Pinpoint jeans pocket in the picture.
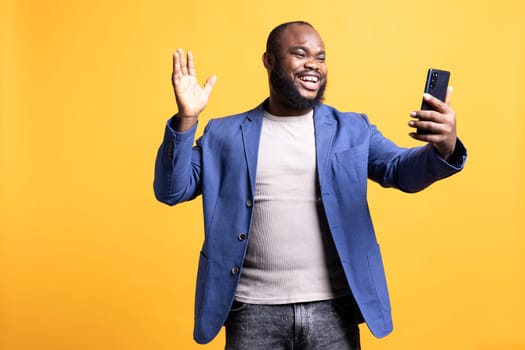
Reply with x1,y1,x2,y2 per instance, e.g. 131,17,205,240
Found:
229,300,248,313
225,301,250,328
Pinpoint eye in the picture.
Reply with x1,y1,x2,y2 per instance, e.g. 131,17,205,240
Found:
317,55,326,62
294,52,306,59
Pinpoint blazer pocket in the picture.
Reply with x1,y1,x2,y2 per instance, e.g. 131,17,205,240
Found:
334,142,369,160
333,143,369,196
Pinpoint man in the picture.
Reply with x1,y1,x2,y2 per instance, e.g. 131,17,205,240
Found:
154,21,466,349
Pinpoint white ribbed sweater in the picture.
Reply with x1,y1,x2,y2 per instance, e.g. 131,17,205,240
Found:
235,110,349,304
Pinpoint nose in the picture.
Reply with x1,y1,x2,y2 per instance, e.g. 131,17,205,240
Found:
304,58,320,71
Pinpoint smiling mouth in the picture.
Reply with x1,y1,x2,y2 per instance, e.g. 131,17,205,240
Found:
299,75,320,83
297,74,321,91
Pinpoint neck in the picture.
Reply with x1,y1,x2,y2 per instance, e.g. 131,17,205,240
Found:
266,94,314,116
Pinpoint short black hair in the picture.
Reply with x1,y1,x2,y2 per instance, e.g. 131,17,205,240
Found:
266,21,314,56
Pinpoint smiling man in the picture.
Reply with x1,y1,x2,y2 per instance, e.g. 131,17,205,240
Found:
154,21,467,350
265,22,327,114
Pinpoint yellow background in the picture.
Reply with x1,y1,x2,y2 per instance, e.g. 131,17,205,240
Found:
1,0,524,349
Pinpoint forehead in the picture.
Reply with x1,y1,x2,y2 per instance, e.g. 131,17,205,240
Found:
279,24,325,52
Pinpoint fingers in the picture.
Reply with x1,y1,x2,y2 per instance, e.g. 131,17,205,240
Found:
409,93,456,135
172,48,196,81
409,114,435,133
172,50,181,85
408,115,453,140
187,50,196,77
203,75,217,96
409,106,456,143
409,109,452,133
170,48,217,120
410,109,439,123
408,117,443,135
408,124,457,160
422,93,449,113
180,49,189,75
411,91,455,120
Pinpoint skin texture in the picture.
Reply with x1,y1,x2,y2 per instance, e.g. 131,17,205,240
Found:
262,23,327,116
170,49,216,132
170,23,457,160
409,88,457,160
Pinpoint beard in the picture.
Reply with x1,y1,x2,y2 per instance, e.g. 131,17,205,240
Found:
269,58,327,110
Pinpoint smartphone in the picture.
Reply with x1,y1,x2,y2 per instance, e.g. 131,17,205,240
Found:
418,68,450,134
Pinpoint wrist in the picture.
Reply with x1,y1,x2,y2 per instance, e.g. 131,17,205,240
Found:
434,139,457,162
171,114,198,132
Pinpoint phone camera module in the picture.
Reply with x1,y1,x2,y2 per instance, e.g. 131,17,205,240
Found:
430,72,438,88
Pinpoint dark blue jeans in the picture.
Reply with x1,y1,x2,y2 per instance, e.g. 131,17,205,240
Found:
224,295,362,350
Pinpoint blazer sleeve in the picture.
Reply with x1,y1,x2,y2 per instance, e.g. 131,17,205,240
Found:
366,116,467,193
153,117,207,205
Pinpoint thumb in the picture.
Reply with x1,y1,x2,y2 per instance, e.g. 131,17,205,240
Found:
203,75,217,96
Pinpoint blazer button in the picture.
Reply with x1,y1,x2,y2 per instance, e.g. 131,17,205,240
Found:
246,200,252,208
237,233,247,241
231,266,240,275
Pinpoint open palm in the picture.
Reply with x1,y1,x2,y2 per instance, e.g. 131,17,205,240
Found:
171,48,216,125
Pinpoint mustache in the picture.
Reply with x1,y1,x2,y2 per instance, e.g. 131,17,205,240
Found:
269,60,327,110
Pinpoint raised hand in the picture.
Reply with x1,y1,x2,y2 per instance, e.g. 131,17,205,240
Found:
408,86,457,160
171,48,216,132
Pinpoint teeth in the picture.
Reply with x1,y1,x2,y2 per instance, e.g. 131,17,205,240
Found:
300,76,319,83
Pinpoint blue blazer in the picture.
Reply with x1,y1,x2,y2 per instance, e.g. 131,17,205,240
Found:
154,101,466,344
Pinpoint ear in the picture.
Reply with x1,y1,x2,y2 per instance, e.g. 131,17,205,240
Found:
262,52,274,70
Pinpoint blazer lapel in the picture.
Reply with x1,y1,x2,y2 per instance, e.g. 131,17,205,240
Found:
240,102,334,194
313,104,335,188
241,104,265,197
